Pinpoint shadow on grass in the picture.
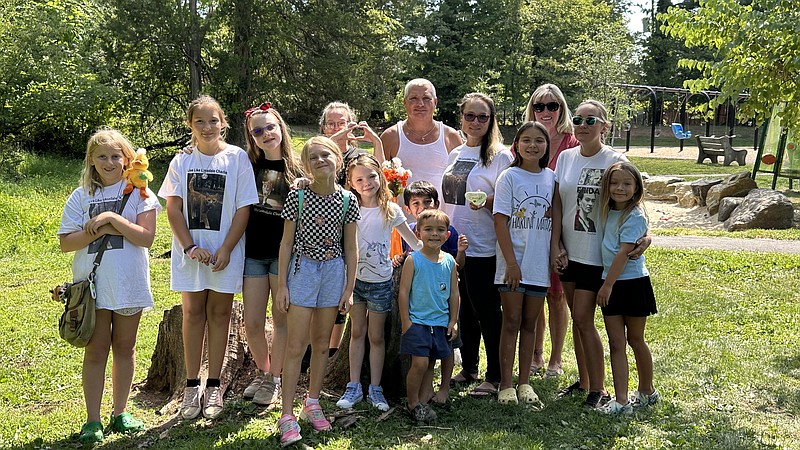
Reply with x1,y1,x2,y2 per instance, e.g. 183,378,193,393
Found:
769,352,800,417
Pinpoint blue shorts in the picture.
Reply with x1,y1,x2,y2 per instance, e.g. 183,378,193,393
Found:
353,279,394,313
244,257,279,277
400,323,453,360
287,255,344,308
558,260,604,293
496,284,548,297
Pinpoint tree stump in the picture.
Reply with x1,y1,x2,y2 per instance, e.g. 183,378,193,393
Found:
325,267,410,399
142,301,263,414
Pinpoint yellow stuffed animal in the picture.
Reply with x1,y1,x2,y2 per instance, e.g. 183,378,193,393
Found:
123,148,153,198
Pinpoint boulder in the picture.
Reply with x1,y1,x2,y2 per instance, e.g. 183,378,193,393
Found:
644,176,685,201
690,178,723,206
724,189,794,231
706,172,757,215
673,182,697,208
717,197,744,221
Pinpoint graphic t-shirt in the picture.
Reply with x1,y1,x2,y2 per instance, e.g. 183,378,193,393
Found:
357,202,406,283
158,145,259,293
554,145,628,266
58,180,162,310
493,167,555,287
246,157,291,259
601,207,650,280
441,145,513,257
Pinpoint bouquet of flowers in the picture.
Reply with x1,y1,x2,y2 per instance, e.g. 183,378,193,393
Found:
382,157,412,198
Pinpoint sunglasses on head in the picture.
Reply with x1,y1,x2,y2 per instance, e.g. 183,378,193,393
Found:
533,102,560,113
250,123,278,136
463,113,490,123
572,116,602,126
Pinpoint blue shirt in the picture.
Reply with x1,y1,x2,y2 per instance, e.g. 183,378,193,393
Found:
409,252,455,327
601,207,649,280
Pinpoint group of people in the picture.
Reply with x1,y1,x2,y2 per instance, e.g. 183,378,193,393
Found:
58,78,659,447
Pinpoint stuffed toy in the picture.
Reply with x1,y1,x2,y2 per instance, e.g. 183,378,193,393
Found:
123,148,153,198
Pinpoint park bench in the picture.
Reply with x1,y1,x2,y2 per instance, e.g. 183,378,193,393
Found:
696,135,747,166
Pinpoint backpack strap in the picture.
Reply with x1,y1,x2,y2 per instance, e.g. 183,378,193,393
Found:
342,190,350,220
297,188,305,223
89,191,132,279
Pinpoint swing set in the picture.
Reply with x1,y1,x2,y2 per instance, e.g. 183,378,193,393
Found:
753,104,800,189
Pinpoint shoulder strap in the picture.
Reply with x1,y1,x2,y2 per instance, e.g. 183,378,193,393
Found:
342,190,350,219
89,191,132,277
297,188,305,223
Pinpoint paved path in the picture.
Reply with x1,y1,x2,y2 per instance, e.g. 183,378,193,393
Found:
653,235,800,254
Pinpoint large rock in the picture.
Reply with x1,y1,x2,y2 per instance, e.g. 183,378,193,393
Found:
673,182,697,208
724,189,794,231
706,172,757,215
717,197,744,221
690,178,723,206
644,176,685,201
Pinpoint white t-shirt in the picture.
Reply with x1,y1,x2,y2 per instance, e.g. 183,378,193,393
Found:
58,180,162,310
441,144,513,257
493,167,555,287
357,202,406,283
554,145,628,266
158,145,259,294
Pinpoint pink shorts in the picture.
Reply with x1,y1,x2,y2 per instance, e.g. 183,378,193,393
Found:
547,271,563,296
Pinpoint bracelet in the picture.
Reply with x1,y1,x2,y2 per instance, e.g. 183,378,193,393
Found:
187,246,198,259
184,244,197,255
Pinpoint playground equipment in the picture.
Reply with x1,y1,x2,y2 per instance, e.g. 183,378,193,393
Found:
753,104,800,189
671,123,692,139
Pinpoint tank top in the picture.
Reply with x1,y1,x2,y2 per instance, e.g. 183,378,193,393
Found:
396,120,451,203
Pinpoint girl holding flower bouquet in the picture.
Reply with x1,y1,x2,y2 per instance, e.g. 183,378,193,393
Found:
336,153,421,411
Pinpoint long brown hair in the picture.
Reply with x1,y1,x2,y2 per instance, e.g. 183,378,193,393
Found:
243,104,303,183
510,121,550,169
458,92,504,167
185,95,229,146
599,161,647,227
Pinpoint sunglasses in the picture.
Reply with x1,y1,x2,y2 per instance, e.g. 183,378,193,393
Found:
533,102,560,113
250,123,278,136
463,113,490,123
572,116,602,126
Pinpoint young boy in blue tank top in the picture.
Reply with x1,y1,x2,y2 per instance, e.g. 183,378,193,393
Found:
397,209,459,423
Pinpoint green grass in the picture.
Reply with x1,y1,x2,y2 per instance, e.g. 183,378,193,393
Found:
3,151,800,449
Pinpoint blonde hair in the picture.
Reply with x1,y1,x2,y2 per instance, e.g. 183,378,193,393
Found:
523,84,574,136
346,153,396,225
81,128,136,195
243,106,303,183
186,95,229,146
575,99,610,144
319,102,357,134
300,136,343,178
599,161,647,227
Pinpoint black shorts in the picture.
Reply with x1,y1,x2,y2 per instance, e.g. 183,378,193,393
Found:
334,312,347,325
600,276,657,317
559,260,604,293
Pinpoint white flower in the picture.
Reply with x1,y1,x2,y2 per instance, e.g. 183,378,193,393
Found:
391,157,403,168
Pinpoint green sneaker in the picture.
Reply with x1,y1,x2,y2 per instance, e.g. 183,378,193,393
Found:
109,412,144,434
78,421,104,445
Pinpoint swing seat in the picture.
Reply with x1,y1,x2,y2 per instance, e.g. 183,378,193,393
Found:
671,123,692,140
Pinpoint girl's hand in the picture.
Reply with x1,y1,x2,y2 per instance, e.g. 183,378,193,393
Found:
178,145,194,155
504,263,522,290
83,211,118,236
338,292,353,314
550,251,567,274
211,247,231,272
457,234,469,252
597,284,612,307
188,246,213,266
291,177,312,189
276,287,290,313
391,253,406,268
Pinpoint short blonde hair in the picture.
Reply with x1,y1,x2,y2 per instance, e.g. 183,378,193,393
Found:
81,128,136,195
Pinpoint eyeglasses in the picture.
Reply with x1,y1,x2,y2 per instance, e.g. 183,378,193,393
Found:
250,123,278,136
324,121,347,129
463,113,490,123
533,102,560,113
572,116,602,126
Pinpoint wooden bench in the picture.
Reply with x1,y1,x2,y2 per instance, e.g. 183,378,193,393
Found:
696,135,747,166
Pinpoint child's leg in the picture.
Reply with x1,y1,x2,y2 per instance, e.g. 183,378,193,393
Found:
406,356,430,409
83,310,113,423
329,322,345,353
603,315,628,404
307,307,339,398
347,303,368,383
268,274,287,377
205,291,235,379
547,291,568,371
499,291,523,390
243,276,270,372
421,359,436,401
367,311,388,386
281,305,313,416
433,355,454,403
624,316,654,394
532,306,546,369
562,282,589,389
110,311,142,416
518,295,545,382
181,291,209,378
572,289,604,392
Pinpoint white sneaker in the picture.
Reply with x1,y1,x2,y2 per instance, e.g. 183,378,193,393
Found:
630,389,661,408
453,348,462,366
598,399,633,415
203,386,224,419
180,386,202,420
243,373,263,400
252,373,279,406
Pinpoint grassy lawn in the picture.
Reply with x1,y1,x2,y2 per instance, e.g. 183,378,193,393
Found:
2,151,799,449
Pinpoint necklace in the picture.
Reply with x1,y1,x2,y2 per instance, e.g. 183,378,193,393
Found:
199,145,223,179
404,121,437,142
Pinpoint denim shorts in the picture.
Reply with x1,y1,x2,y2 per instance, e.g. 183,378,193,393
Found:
496,283,548,297
558,260,604,293
287,254,344,308
400,323,453,360
244,257,280,277
353,279,394,313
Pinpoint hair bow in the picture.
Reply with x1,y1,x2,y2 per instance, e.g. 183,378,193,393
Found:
245,102,272,117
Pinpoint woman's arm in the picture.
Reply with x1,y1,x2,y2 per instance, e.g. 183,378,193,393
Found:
276,219,297,313
339,221,358,314
597,242,635,307
395,222,423,251
550,183,567,272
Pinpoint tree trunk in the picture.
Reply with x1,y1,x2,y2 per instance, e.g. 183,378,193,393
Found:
142,301,263,414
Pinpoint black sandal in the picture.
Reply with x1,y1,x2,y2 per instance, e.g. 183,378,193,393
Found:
556,380,585,399
450,371,481,386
